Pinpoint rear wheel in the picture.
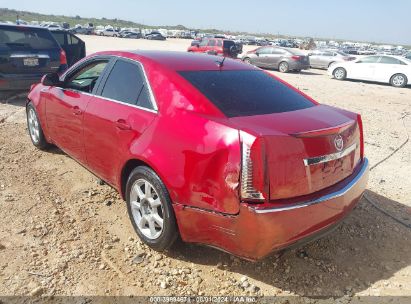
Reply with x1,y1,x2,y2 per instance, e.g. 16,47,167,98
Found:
333,67,347,80
126,166,178,251
243,57,251,64
279,61,289,73
26,103,51,150
390,73,407,88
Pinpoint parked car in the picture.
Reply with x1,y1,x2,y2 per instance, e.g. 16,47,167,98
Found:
309,50,356,69
0,24,68,99
405,52,411,60
95,28,118,37
328,55,411,88
120,31,142,39
187,38,242,58
70,26,93,35
26,51,368,260
145,32,166,40
242,46,310,72
49,29,86,67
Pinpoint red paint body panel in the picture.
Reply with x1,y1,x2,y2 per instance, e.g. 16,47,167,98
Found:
175,159,368,260
27,50,369,260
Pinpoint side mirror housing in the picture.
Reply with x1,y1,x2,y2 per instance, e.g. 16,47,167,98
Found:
41,73,62,87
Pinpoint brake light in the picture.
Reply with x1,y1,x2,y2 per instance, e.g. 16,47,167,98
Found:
357,114,364,159
240,131,267,202
60,49,67,65
291,55,301,61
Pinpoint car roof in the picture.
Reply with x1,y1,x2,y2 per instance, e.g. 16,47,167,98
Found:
96,50,258,71
0,23,50,31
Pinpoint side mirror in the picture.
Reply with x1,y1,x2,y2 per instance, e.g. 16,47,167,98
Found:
41,73,62,87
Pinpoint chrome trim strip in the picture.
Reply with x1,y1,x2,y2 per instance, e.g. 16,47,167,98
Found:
303,143,357,167
251,158,369,214
10,54,50,59
59,54,159,112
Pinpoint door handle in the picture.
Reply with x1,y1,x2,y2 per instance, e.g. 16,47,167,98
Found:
115,119,131,130
72,106,82,115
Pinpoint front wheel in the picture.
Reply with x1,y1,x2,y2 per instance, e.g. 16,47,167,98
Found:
333,67,347,80
126,166,178,251
390,74,407,88
26,103,50,150
278,61,289,73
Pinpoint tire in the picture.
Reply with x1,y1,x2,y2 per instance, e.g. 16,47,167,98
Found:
26,103,51,150
243,57,251,64
278,61,289,73
390,73,407,88
333,67,347,80
126,166,178,251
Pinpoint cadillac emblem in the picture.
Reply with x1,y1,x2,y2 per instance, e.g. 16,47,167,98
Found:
334,135,344,152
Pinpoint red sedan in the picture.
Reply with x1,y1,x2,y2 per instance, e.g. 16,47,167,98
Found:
26,51,369,260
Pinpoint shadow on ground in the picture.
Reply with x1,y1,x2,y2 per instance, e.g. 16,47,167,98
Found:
169,191,411,297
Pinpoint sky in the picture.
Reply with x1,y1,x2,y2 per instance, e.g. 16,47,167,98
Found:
2,0,410,45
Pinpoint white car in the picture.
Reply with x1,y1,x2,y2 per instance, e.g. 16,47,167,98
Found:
95,28,118,37
328,55,411,88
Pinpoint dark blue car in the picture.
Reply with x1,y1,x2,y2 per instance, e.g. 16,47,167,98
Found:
0,24,69,100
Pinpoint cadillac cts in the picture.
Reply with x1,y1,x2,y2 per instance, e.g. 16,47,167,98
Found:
26,51,369,260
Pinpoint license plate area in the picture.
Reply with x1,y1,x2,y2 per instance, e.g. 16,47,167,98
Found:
23,58,39,66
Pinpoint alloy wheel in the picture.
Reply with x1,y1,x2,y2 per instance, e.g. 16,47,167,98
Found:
28,108,40,144
392,75,405,87
279,62,288,72
334,68,345,80
129,179,164,240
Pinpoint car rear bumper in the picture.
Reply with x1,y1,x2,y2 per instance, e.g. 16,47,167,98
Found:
174,158,369,260
289,61,310,70
0,74,43,91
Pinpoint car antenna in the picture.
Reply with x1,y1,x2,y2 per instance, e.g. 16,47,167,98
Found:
216,56,226,69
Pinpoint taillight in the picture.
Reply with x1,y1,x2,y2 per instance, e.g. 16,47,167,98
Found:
240,131,267,202
60,49,67,65
357,114,364,159
291,55,301,61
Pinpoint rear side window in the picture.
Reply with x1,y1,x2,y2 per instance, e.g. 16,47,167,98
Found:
179,70,314,117
379,56,405,65
0,26,58,49
101,60,153,109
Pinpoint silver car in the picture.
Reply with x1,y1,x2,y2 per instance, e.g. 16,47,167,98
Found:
242,47,310,73
309,50,356,69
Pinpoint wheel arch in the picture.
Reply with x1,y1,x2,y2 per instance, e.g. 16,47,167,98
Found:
120,158,156,200
389,73,408,85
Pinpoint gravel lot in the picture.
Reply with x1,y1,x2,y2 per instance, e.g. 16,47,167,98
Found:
0,36,410,302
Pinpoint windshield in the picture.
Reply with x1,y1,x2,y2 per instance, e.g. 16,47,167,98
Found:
179,70,314,117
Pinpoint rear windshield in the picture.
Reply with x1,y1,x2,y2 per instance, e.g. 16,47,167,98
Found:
179,70,314,117
0,26,58,49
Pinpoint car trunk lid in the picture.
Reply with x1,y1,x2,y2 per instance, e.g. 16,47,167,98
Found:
230,105,362,200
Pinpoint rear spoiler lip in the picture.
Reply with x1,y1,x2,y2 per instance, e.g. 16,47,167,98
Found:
290,119,356,138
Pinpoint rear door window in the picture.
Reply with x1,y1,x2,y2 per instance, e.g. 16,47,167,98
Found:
0,26,59,49
101,59,153,109
179,70,313,117
51,31,66,46
357,56,380,63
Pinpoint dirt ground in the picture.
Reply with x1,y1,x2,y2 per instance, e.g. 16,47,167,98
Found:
0,37,410,302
